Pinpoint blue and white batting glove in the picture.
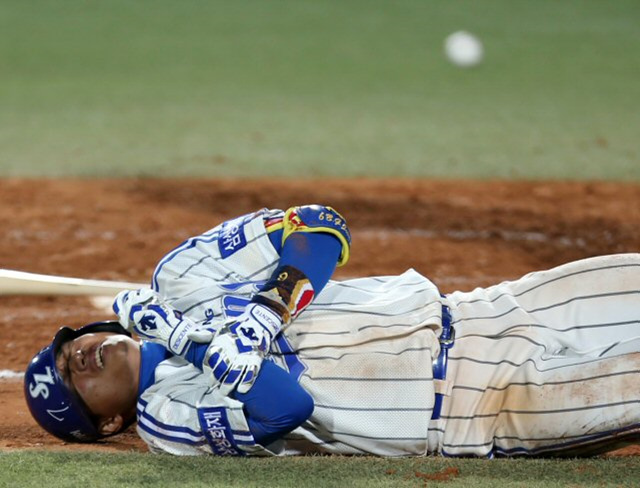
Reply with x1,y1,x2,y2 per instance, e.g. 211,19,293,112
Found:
203,303,283,396
230,303,283,354
113,288,196,356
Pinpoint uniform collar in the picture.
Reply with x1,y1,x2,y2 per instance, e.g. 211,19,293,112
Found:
138,341,171,397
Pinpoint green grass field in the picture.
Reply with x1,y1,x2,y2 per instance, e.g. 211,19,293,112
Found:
2,451,640,488
1,0,638,179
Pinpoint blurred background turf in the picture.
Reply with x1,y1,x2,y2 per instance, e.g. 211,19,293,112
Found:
1,0,638,179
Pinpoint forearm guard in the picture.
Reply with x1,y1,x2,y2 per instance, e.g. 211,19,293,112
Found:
282,205,351,266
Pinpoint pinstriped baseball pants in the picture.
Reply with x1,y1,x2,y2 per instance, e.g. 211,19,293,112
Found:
436,254,640,457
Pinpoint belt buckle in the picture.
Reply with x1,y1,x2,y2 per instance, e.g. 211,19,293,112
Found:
440,325,456,348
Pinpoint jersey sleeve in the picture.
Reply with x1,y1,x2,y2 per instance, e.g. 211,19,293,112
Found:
136,358,267,456
137,357,311,456
181,344,314,447
151,209,283,302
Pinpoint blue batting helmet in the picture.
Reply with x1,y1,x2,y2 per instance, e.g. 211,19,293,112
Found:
23,321,130,442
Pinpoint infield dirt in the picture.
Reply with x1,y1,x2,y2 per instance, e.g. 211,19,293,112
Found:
1,178,639,453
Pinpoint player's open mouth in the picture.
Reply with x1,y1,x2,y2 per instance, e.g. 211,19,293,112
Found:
95,343,105,370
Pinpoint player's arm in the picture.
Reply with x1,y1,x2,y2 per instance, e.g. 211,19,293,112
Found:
184,344,313,446
195,204,351,393
234,360,314,446
202,204,350,394
137,353,311,455
254,204,351,324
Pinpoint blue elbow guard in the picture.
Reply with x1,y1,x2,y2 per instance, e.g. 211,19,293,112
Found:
282,205,351,266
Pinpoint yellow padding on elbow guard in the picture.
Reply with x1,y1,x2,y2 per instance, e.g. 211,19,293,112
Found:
282,206,351,266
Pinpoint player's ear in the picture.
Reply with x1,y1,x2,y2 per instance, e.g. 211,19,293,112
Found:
98,414,124,436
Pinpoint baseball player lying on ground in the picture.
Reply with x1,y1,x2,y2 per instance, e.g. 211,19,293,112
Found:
25,205,640,457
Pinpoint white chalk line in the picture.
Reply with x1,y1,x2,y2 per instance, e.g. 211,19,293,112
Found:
0,370,24,381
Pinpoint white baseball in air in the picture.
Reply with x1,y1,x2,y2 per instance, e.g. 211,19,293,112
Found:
444,31,484,67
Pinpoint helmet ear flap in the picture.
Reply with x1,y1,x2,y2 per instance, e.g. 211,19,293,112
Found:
23,320,131,443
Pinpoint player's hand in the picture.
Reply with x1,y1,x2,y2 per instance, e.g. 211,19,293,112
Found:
231,303,283,353
113,288,156,332
187,303,283,352
113,288,196,356
204,327,263,396
202,303,283,395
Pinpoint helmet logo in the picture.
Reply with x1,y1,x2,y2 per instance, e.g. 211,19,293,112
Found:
47,406,70,422
28,366,56,399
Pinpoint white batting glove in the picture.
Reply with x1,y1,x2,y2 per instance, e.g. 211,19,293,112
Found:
231,303,283,354
203,329,262,397
113,288,196,356
202,303,283,396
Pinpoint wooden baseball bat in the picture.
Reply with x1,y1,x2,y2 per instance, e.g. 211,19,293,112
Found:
0,269,147,296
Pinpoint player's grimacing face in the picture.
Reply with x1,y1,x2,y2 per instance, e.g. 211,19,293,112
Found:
55,332,140,420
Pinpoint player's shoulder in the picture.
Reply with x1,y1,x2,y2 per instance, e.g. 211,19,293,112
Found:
151,209,280,293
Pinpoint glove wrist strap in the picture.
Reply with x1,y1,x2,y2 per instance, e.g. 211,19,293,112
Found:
167,316,196,356
245,303,283,338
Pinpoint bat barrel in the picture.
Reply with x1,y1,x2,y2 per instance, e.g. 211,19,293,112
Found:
0,269,147,296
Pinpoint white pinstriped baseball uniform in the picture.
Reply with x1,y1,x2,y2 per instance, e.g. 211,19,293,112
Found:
135,209,640,457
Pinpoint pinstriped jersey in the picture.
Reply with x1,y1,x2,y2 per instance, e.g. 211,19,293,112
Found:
137,209,445,456
136,208,640,457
